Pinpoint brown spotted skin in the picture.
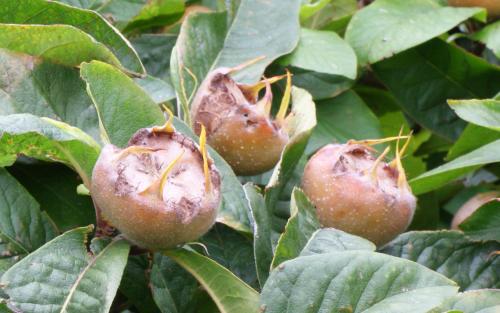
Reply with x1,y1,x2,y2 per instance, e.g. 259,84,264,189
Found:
302,144,416,246
451,191,500,229
91,128,221,250
448,0,500,17
191,69,288,176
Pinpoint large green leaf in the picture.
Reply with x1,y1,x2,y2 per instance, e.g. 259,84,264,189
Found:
7,163,95,231
171,0,301,110
80,61,164,147
300,228,376,256
0,50,100,141
244,183,272,287
0,114,101,187
301,0,357,34
410,139,500,195
0,24,121,69
431,290,500,313
0,0,144,74
280,28,357,80
165,248,259,313
199,223,258,288
0,168,57,272
345,0,485,65
449,99,500,131
150,253,200,313
447,124,500,160
459,199,500,241
471,20,500,58
381,231,500,290
271,188,320,268
131,33,177,80
1,226,130,313
373,39,500,140
264,87,316,236
260,251,458,313
306,90,382,154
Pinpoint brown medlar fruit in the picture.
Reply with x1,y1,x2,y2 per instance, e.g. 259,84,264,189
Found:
91,117,221,250
302,137,417,246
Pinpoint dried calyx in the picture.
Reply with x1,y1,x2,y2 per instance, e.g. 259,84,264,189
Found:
302,134,417,246
190,58,293,176
91,111,221,250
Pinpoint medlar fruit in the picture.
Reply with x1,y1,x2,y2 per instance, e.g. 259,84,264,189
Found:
91,116,221,250
302,137,417,246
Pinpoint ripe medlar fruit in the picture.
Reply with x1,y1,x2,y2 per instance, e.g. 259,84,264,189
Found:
91,117,221,250
451,191,499,229
448,0,500,17
190,61,292,176
302,138,417,246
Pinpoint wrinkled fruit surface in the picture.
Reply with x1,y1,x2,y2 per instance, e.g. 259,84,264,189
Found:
91,127,221,250
451,191,500,229
302,143,416,246
448,0,500,17
190,69,289,176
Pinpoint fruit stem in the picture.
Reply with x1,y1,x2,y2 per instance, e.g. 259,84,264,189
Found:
276,69,292,124
200,125,211,192
158,150,185,201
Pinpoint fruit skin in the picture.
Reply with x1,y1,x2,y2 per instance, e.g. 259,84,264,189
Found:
451,191,500,229
191,69,288,176
91,128,221,250
302,143,416,246
448,0,500,17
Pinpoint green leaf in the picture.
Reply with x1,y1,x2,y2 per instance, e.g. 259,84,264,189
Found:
0,50,100,141
447,124,500,160
0,24,122,69
131,33,177,80
165,248,260,313
459,199,500,241
134,75,175,105
345,0,485,65
173,118,252,233
301,0,357,34
306,90,382,154
1,226,131,313
80,61,165,147
122,0,184,33
373,39,500,140
0,0,144,74
265,87,316,235
171,0,301,105
288,68,354,100
0,114,101,187
7,163,95,231
280,28,357,79
300,228,376,256
120,254,162,313
471,20,500,58
0,168,57,269
150,253,200,313
449,99,500,131
260,251,458,313
410,139,500,195
271,188,320,268
381,231,500,290
431,290,500,313
199,224,258,288
244,183,272,287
